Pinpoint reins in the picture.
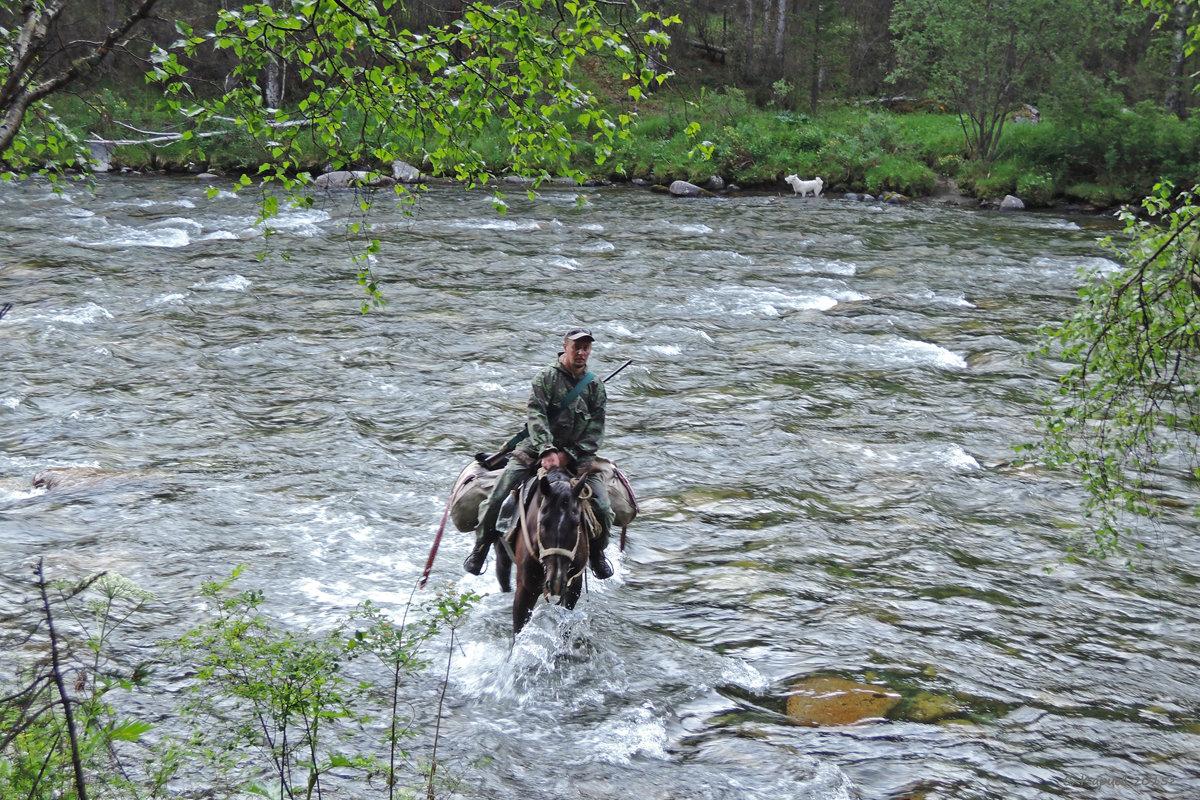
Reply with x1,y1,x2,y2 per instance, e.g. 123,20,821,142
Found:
519,469,590,598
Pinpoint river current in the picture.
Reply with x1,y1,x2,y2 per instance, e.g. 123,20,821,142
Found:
1,174,1198,800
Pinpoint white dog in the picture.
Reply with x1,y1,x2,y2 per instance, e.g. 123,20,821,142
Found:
785,174,823,197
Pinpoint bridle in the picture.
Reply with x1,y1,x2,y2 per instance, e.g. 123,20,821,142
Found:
518,469,589,594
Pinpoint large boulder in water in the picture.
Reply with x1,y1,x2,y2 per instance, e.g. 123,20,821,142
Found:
999,194,1026,211
391,160,423,183
312,170,396,189
668,180,707,198
785,676,901,726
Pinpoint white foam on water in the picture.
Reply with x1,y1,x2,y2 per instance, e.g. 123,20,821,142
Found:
580,239,615,252
697,284,869,316
453,217,543,232
588,702,670,764
889,337,968,370
547,256,581,270
150,293,187,306
453,603,600,703
671,222,714,234
295,576,362,610
791,257,858,276
720,656,770,692
1022,217,1082,231
0,486,43,502
49,302,113,325
1,396,20,409
839,336,965,371
65,225,193,249
149,216,205,234
192,274,250,292
579,223,604,232
942,444,982,470
1031,254,1122,276
258,207,332,238
650,344,682,356
904,289,977,308
821,438,981,476
199,230,239,241
701,249,753,264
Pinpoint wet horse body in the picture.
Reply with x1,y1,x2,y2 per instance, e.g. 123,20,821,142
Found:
494,466,590,633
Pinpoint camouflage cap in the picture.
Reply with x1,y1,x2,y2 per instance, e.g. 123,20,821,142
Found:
564,327,594,342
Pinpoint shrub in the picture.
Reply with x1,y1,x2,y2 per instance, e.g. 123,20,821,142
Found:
1016,171,1056,207
817,134,875,189
958,159,1022,198
1064,182,1122,208
864,155,937,196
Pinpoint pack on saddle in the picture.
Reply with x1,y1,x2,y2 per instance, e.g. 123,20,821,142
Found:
448,456,638,589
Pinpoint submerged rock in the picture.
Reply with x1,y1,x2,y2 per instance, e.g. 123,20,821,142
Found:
33,467,130,491
900,691,962,723
785,676,902,726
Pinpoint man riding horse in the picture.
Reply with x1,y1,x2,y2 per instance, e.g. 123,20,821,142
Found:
463,327,615,580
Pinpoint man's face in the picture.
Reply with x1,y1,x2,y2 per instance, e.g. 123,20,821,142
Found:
562,338,593,375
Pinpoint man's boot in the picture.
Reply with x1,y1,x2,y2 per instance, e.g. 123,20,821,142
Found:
463,530,496,575
588,538,613,579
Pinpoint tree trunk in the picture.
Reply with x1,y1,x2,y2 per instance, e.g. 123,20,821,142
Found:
809,1,823,116
1166,1,1190,119
741,0,758,83
0,0,162,158
774,0,788,62
263,58,284,109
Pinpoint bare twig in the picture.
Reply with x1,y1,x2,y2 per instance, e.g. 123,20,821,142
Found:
35,558,88,800
426,626,455,800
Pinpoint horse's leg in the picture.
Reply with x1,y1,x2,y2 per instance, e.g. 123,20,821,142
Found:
494,540,512,593
512,583,538,634
562,575,583,611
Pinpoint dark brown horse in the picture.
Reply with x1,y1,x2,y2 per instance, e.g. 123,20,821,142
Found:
493,466,590,634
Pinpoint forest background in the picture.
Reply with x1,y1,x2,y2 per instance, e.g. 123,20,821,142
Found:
9,0,1200,209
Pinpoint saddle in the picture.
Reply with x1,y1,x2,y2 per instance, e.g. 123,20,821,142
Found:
447,456,638,539
496,472,602,557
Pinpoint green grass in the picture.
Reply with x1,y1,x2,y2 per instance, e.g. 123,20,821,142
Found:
37,77,1200,207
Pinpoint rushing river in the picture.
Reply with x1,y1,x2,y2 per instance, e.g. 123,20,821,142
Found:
2,174,1198,800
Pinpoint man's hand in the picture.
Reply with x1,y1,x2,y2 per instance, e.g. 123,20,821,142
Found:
541,450,568,470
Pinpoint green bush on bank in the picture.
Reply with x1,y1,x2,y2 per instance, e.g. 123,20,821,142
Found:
40,80,1200,207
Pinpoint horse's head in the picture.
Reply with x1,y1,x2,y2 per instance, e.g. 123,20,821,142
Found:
536,466,586,599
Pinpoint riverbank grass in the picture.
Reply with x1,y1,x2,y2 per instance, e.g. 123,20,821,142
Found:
43,81,1200,208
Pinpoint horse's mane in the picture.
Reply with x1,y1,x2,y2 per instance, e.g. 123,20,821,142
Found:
542,466,575,502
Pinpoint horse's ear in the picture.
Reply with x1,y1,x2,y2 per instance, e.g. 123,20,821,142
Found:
539,474,553,495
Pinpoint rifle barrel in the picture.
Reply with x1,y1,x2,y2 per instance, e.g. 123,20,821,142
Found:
603,359,633,382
